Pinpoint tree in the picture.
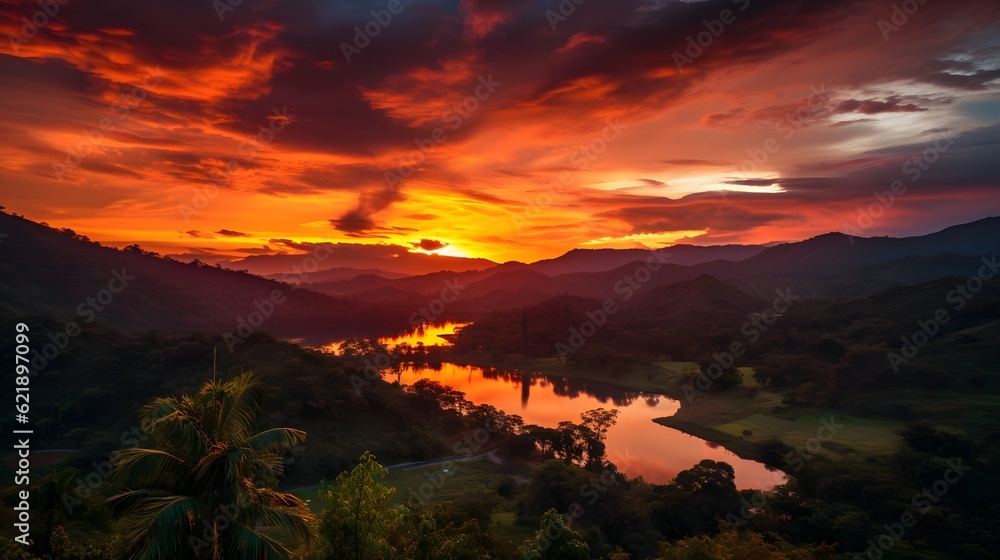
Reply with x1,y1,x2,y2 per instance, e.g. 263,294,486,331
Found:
0,527,111,559
525,409,619,469
311,451,398,560
338,339,391,360
520,508,590,560
109,372,313,560
14,466,109,552
580,408,619,441
313,453,510,560
656,525,835,559
668,460,740,536
579,408,619,469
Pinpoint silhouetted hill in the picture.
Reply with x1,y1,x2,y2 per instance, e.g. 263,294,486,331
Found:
695,216,1000,281
631,274,766,315
307,259,695,308
747,253,1000,299
552,260,695,299
0,212,406,343
523,245,765,276
232,244,496,276
263,266,409,283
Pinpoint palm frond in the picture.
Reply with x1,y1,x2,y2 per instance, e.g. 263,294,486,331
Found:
212,372,267,443
112,448,189,491
112,371,309,560
256,503,315,543
116,495,210,560
107,488,164,518
143,399,211,459
222,522,293,560
247,428,307,454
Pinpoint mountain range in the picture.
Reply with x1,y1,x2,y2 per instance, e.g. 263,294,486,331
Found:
2,211,997,344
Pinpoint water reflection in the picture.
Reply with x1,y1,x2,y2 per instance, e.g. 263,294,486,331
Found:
319,322,470,354
397,362,784,489
321,322,784,489
472,366,648,408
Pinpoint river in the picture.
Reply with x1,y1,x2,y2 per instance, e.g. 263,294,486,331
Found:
327,323,784,489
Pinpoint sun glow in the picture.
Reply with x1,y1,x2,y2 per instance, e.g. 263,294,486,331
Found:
584,230,709,248
409,244,473,259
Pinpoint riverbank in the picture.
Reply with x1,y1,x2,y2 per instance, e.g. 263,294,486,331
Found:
444,351,690,398
444,351,790,469
442,351,894,477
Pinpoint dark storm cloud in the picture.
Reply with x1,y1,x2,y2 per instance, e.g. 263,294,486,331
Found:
595,199,789,234
724,179,779,186
215,229,252,237
835,97,928,114
410,238,449,251
331,184,407,234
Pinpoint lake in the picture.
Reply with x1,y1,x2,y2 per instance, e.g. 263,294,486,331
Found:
327,323,784,489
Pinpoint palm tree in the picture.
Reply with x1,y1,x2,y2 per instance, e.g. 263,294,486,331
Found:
109,371,314,559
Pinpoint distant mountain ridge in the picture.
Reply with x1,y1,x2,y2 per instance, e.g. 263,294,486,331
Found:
3,211,997,343
519,244,767,276
299,217,1000,307
0,212,408,343
233,246,497,276
692,216,1000,282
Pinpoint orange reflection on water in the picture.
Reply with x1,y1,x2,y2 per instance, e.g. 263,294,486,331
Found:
382,322,472,347
318,322,471,353
398,363,785,489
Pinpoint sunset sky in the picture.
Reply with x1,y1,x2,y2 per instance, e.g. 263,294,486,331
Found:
1,0,999,264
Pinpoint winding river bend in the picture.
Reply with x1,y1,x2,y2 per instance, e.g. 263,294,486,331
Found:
332,323,784,489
